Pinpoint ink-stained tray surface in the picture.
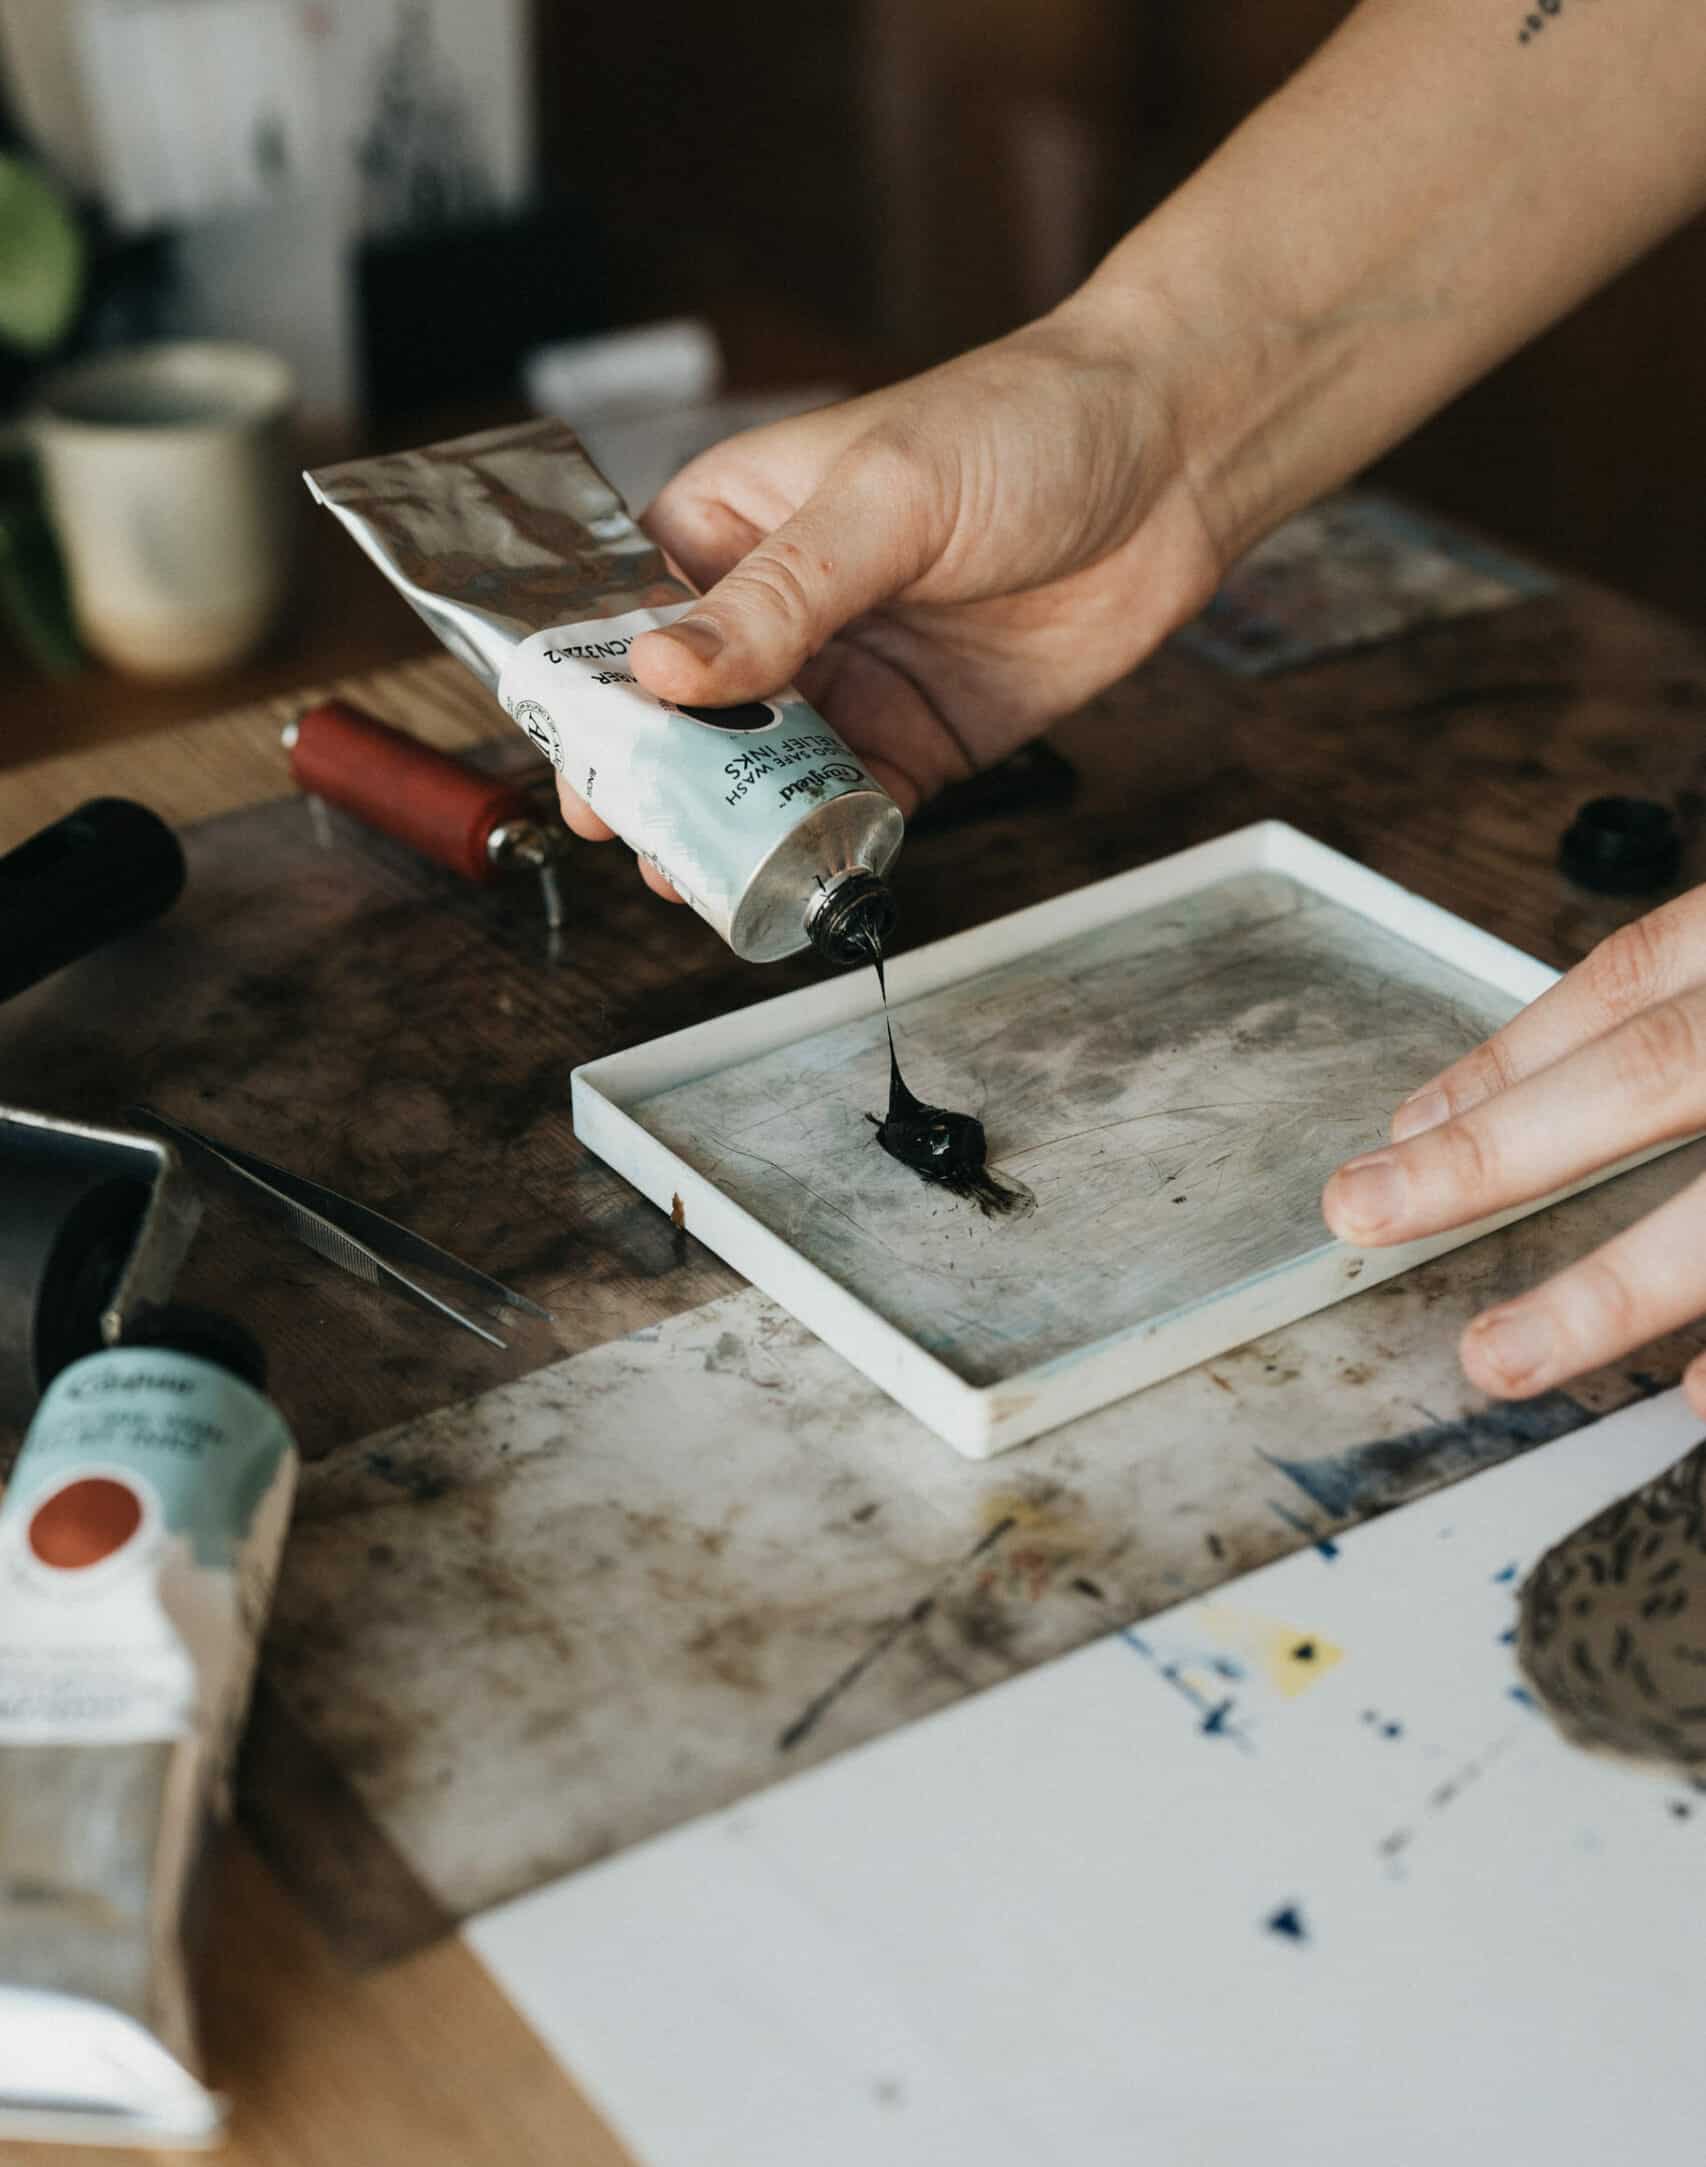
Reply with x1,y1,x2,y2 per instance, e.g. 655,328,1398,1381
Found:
575,823,1638,1455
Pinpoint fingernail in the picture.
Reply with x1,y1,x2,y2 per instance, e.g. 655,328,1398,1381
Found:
1329,1154,1405,1238
1468,1305,1557,1390
1392,1089,1450,1142
656,615,723,662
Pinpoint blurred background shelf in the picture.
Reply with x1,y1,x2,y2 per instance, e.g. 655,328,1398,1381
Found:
0,0,1701,775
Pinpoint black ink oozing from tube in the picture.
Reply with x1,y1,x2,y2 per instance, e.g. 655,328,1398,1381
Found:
863,937,1032,1217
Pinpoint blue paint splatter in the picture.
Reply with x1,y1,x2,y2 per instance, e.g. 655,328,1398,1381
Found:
1492,1563,1518,1584
1120,1629,1254,1752
1268,1501,1341,1560
1509,1685,1537,1710
1265,1904,1308,1943
1266,1394,1588,1520
1498,1627,1517,1645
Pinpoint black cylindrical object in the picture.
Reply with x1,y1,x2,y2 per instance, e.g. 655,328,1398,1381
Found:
0,799,186,1002
121,1303,267,1393
1558,796,1681,897
0,1161,150,1430
0,1160,151,1425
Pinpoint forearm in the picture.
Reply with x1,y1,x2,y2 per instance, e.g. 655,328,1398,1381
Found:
1072,0,1706,562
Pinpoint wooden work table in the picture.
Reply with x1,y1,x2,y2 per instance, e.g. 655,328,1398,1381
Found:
3,551,1705,2166
1,667,639,2167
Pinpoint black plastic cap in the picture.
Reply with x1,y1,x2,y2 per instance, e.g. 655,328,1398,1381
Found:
1559,796,1681,897
121,1304,268,1393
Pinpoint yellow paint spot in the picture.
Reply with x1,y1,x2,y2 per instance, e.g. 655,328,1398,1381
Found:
977,1487,1059,1536
1194,1603,1344,1699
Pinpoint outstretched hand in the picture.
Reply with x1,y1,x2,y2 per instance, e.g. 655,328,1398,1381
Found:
1324,894,1706,1413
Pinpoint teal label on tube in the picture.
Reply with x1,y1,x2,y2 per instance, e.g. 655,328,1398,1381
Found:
0,1349,296,1747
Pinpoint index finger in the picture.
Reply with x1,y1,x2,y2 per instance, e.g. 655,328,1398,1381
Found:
1325,979,1706,1249
1391,885,1706,1141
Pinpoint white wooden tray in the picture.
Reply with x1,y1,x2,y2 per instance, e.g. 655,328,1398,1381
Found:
572,822,1650,1457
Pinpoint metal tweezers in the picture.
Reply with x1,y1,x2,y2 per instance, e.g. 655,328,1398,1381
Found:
131,1106,553,1349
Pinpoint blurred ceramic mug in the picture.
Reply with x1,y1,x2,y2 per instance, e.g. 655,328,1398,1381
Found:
32,341,297,679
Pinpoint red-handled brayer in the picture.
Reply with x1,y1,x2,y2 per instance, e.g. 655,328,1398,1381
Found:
283,698,568,928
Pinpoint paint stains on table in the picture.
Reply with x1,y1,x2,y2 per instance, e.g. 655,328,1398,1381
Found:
1267,1392,1588,1522
255,1268,1703,1965
776,1514,1018,1753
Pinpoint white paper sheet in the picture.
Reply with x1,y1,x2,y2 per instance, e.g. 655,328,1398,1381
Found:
470,1388,1706,2167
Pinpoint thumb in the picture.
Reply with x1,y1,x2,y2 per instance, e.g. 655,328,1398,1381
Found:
631,438,937,704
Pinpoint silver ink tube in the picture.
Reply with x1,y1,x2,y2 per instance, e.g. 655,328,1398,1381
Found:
306,418,903,964
0,1312,296,2148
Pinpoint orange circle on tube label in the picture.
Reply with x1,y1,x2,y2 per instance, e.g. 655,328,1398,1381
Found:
28,1477,144,1569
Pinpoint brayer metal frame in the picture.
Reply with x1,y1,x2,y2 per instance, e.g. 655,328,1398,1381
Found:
0,1105,203,1423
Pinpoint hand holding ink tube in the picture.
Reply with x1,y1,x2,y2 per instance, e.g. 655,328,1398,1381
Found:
308,423,901,966
588,324,1211,903
583,0,1706,900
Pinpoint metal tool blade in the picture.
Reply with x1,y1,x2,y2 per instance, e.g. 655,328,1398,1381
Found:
129,1108,544,1347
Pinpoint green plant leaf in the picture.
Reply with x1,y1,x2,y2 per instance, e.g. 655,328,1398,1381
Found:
0,155,83,355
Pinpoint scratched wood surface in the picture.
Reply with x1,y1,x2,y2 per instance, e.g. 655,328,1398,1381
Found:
5,564,1706,2166
265,1210,1706,1962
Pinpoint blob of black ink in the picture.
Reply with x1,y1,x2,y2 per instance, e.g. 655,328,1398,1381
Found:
877,1062,988,1180
863,938,1032,1217
1265,1904,1309,1944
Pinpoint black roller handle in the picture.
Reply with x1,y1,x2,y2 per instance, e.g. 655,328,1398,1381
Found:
0,798,186,1002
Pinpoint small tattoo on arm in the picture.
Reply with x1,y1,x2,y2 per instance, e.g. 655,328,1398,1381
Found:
1517,0,1565,44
